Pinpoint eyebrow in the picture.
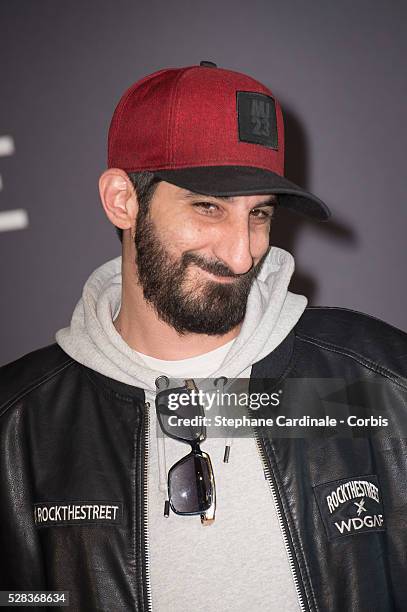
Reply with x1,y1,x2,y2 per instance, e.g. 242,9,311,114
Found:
183,191,277,207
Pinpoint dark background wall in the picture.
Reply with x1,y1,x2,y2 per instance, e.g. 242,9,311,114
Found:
1,0,406,365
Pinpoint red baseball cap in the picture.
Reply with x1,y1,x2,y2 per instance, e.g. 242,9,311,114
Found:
108,61,331,221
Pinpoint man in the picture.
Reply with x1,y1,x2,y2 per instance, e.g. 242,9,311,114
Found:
1,61,406,612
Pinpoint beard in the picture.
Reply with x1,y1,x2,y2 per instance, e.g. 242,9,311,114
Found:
134,207,269,336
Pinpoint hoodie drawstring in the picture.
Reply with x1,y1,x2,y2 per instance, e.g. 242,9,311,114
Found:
214,376,233,463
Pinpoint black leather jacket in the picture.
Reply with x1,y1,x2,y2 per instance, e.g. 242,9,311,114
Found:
1,307,407,612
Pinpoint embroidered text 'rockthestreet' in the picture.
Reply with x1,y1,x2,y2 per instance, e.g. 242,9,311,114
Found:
313,474,385,540
326,479,379,514
34,502,123,527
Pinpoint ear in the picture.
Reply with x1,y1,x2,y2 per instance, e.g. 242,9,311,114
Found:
99,169,137,230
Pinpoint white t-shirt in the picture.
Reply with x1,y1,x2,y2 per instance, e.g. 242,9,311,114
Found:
135,343,301,612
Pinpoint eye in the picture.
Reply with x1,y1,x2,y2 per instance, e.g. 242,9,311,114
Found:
192,201,221,215
250,207,274,221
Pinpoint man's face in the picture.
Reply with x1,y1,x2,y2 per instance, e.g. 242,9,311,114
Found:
134,181,275,336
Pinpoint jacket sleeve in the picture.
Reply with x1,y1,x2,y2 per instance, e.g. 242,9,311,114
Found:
0,402,46,589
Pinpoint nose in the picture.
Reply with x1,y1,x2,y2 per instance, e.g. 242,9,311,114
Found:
213,217,254,275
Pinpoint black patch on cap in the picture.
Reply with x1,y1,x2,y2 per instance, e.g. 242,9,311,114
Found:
237,91,278,149
313,474,385,540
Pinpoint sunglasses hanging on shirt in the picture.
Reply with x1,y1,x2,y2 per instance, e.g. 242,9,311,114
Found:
155,377,216,526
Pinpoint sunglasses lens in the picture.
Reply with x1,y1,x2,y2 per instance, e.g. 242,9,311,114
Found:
169,453,213,514
156,388,205,442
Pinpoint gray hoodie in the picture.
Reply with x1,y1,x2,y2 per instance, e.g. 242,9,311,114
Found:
56,245,305,611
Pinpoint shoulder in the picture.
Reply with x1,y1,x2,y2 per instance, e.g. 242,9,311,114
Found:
295,306,407,380
0,344,74,413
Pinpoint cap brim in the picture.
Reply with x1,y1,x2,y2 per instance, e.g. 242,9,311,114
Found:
154,166,331,221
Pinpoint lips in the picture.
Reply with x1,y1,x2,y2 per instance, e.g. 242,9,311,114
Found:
203,269,236,283
190,264,237,283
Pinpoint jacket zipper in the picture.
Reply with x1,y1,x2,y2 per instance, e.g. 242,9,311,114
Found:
142,401,153,612
253,431,308,612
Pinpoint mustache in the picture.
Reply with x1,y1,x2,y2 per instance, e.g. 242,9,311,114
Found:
182,252,256,278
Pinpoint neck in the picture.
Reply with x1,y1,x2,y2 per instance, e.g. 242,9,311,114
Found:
114,256,241,361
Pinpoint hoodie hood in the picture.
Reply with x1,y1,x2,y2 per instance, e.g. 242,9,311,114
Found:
56,246,307,391
56,246,307,486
